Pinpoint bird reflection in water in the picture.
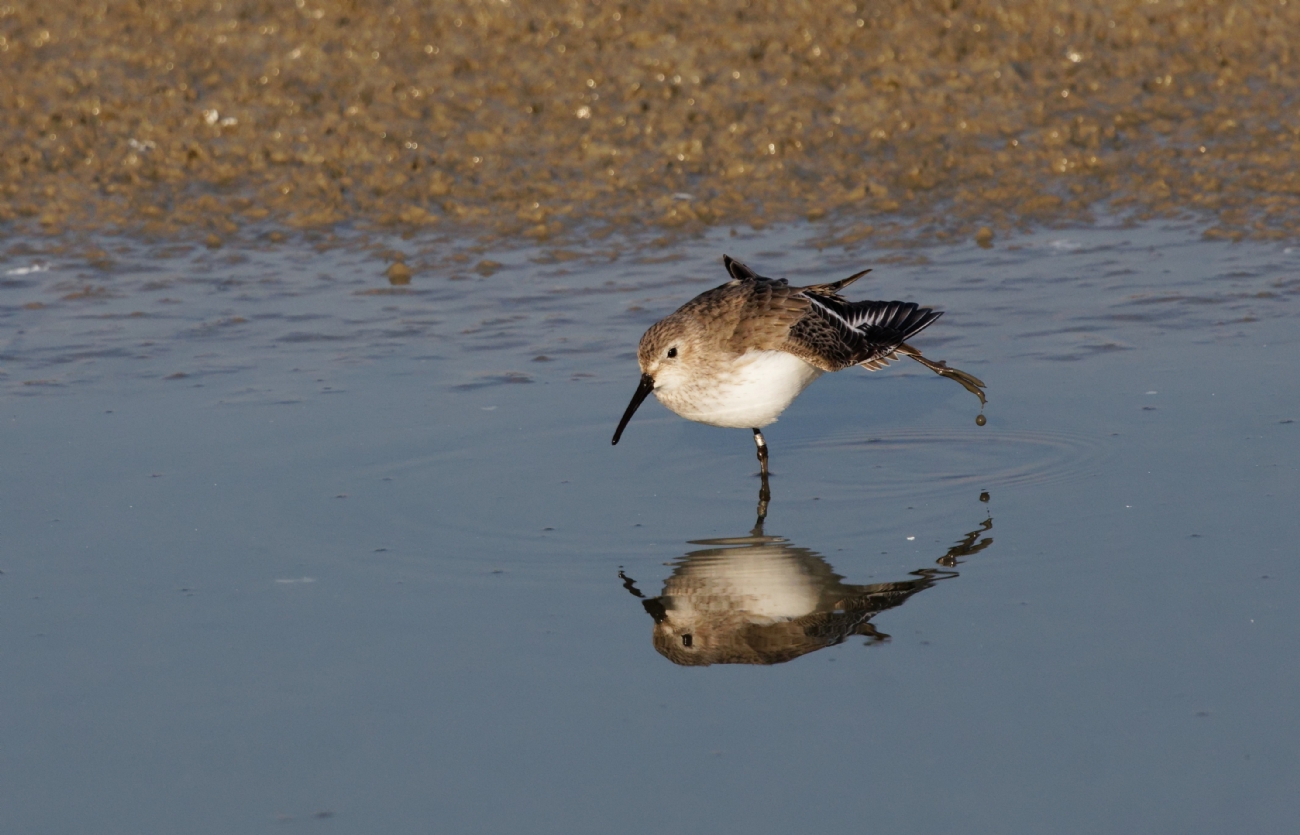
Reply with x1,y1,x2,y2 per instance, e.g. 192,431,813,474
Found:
619,491,993,666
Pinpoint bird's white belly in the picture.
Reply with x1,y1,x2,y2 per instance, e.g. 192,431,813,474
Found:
665,547,823,622
655,350,823,429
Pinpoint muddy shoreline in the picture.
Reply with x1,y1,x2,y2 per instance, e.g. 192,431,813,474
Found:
3,1,1298,250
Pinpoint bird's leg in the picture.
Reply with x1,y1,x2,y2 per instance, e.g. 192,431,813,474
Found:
617,570,646,599
753,428,772,523
752,428,770,477
898,343,987,406
619,570,667,623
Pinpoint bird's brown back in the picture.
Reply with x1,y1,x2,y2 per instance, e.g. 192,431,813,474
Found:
643,269,939,374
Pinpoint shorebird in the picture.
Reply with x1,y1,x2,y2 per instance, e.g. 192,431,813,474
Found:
611,255,986,475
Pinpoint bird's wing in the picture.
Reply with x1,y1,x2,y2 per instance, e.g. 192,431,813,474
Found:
715,259,940,371
711,276,809,354
784,292,942,371
780,294,863,370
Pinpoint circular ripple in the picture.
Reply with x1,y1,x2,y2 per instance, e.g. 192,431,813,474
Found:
788,427,1114,497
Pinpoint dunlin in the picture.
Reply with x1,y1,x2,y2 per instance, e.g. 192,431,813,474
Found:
611,255,986,475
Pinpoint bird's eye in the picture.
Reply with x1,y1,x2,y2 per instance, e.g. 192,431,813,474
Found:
666,347,678,359
682,634,693,647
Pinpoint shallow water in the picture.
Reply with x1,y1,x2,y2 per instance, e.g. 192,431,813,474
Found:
2,223,1298,833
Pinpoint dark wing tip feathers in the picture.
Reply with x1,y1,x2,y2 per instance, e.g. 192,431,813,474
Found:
722,254,760,282
850,300,941,343
806,295,942,344
805,267,872,295
894,304,942,343
727,256,873,293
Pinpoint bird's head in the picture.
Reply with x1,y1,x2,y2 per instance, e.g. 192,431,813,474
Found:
636,316,699,391
612,315,697,445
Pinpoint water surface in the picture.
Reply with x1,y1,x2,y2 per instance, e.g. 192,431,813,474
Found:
2,222,1298,833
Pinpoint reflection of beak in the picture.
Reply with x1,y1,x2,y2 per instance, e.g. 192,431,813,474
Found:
612,373,655,445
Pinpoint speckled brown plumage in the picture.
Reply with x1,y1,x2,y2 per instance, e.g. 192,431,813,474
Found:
612,255,987,473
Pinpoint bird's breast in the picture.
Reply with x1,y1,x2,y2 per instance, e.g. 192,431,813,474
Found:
663,547,824,622
654,350,822,428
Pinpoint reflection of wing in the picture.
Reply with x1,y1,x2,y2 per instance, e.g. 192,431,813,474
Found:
796,577,942,644
631,515,994,667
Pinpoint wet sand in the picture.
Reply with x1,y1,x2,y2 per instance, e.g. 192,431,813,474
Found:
3,0,1299,249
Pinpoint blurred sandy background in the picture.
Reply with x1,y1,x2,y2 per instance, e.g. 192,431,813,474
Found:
3,0,1298,247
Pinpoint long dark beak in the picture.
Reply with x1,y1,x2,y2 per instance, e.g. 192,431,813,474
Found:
612,373,655,445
